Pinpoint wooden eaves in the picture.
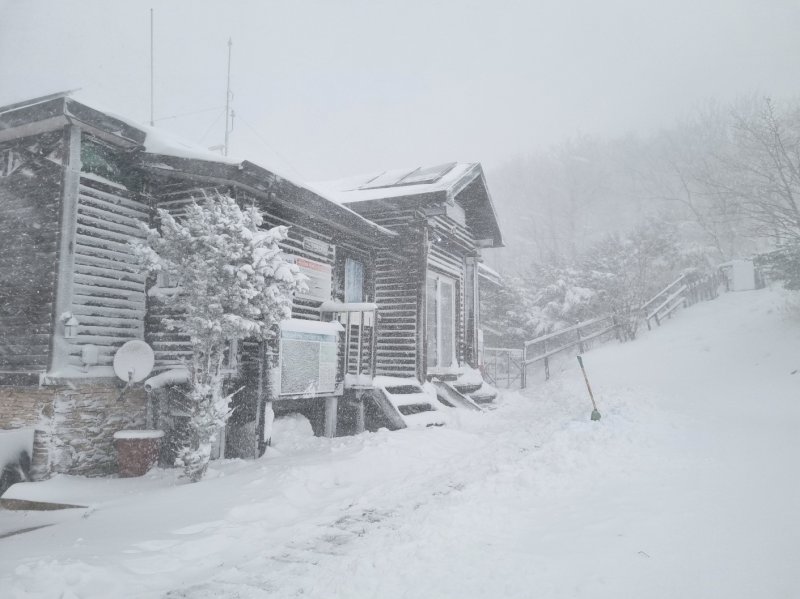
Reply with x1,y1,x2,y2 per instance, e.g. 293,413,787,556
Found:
140,155,396,245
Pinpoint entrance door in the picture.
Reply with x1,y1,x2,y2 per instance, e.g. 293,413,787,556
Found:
426,271,457,371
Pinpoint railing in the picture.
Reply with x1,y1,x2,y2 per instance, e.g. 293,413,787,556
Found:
520,315,618,388
320,301,378,385
481,347,524,389
642,272,721,330
516,271,724,390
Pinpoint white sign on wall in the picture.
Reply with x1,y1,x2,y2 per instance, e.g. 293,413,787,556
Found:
302,237,332,256
287,255,332,301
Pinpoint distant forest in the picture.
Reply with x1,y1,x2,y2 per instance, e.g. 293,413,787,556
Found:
486,95,800,274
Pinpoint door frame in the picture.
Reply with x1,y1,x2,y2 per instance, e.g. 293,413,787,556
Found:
425,270,457,374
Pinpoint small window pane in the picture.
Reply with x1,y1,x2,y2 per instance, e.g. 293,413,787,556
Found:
344,258,364,303
426,275,438,368
440,279,455,367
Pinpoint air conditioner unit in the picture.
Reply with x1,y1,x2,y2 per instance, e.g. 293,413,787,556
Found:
278,319,344,398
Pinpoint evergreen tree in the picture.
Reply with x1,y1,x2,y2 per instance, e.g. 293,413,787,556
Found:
134,193,304,481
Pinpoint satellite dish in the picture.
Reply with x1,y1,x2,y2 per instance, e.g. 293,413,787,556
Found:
113,340,155,383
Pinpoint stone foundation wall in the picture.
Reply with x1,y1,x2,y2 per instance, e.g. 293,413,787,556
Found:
0,386,54,480
0,380,148,478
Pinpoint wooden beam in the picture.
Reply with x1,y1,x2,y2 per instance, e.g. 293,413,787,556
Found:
49,125,82,374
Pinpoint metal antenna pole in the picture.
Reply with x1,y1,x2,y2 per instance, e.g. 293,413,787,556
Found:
223,38,233,156
150,8,155,126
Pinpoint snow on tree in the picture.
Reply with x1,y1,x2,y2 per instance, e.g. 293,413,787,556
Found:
486,220,690,344
133,192,305,481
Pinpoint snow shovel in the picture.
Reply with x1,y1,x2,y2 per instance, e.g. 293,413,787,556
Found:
576,355,601,421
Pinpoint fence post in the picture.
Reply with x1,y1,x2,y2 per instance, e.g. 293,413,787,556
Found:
506,350,511,388
542,338,550,381
520,344,527,389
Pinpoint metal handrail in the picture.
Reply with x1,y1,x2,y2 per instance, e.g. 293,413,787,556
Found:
520,316,618,387
321,305,378,381
640,274,686,313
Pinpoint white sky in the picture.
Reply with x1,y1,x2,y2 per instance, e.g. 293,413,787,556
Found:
2,0,799,180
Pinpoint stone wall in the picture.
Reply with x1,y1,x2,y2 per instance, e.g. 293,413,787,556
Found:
0,379,148,478
0,385,53,480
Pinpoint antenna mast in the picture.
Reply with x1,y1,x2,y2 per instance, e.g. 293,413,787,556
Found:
149,8,155,126
223,38,233,156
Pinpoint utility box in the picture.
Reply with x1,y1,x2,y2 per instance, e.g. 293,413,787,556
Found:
277,319,343,398
720,259,756,291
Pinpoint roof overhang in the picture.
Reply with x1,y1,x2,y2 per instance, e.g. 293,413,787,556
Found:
0,94,146,148
142,154,396,244
340,165,504,248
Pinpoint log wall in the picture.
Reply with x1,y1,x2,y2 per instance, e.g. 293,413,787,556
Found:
0,148,62,373
65,176,149,368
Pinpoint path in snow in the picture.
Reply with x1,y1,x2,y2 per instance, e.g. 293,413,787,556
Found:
2,288,800,598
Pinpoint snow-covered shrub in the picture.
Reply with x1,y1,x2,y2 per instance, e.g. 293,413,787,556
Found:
133,192,305,481
578,220,679,339
486,219,683,345
756,243,800,290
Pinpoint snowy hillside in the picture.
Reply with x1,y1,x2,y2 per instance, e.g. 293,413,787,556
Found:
2,288,800,598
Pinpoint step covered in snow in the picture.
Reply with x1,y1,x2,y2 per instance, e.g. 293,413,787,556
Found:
369,376,447,430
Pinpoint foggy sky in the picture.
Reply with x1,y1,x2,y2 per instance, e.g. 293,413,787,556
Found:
2,0,799,181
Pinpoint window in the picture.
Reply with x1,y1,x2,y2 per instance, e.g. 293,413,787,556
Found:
426,271,457,370
344,258,365,303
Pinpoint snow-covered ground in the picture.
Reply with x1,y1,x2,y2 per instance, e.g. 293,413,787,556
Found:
2,288,799,598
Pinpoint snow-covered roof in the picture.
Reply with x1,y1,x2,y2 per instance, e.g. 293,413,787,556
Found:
478,262,503,286
0,92,396,241
311,162,480,205
313,161,504,248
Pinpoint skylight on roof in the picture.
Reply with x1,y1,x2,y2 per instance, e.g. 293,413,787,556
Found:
396,162,456,185
359,168,417,190
357,162,457,190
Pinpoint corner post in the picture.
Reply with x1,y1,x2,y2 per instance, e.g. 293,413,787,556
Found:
50,124,82,374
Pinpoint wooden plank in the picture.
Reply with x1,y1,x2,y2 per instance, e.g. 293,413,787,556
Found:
74,261,146,281
67,334,140,345
74,242,141,265
77,211,146,237
78,182,146,208
75,232,139,254
72,293,144,310
78,201,146,228
78,192,148,219
50,124,82,373
73,282,145,300
73,272,145,293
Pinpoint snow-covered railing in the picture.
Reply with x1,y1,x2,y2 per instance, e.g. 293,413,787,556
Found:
515,272,724,389
520,315,619,388
642,272,722,331
320,302,378,383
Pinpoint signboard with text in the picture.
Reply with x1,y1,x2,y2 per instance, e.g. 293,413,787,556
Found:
287,255,332,301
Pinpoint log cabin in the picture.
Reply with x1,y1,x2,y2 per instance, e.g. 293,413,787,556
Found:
316,163,504,411
0,93,504,480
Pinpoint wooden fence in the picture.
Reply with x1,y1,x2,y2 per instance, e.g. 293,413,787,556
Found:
519,315,619,388
643,272,721,331
512,271,724,389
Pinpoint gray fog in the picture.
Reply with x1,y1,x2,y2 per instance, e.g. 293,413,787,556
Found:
2,0,799,180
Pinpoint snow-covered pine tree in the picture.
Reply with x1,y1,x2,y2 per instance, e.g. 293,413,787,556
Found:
133,193,305,481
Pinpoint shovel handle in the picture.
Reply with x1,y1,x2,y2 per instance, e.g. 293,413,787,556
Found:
576,354,598,411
